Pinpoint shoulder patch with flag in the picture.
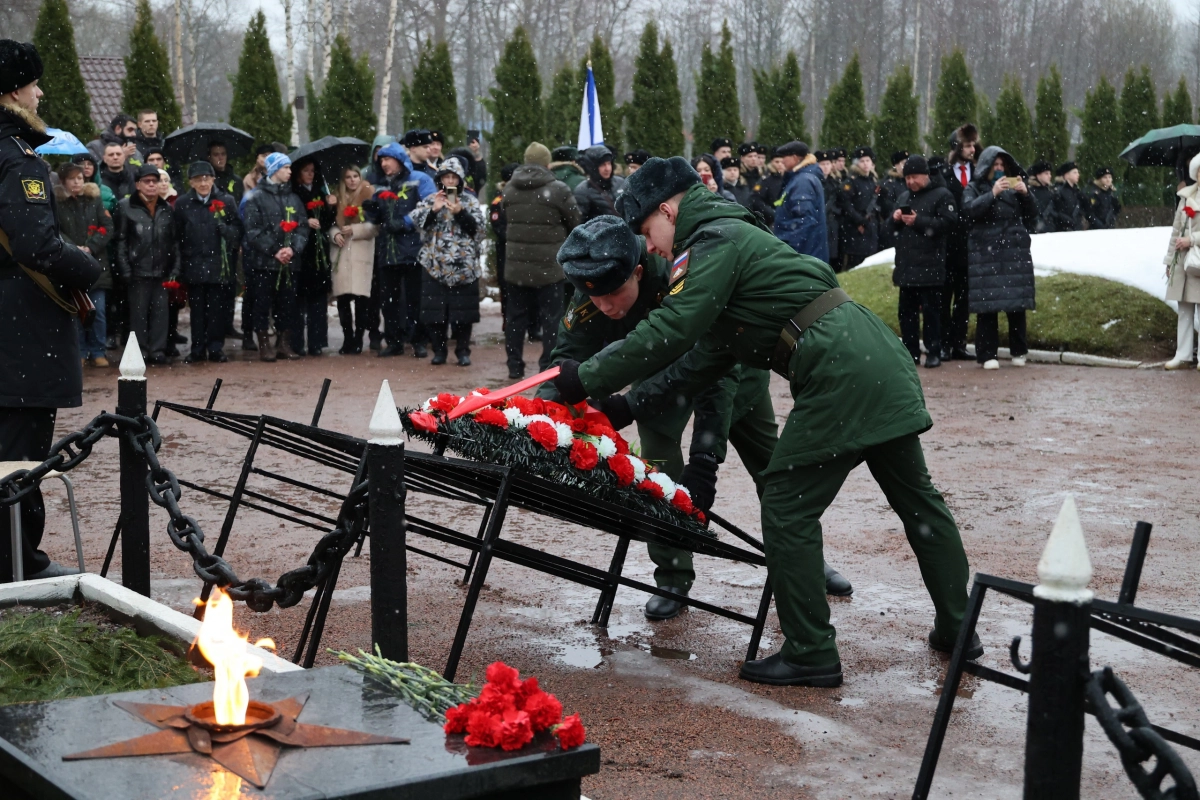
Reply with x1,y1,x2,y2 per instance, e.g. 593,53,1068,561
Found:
669,251,690,284
21,177,47,203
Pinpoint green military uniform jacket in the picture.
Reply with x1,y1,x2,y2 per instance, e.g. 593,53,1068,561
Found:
578,183,931,474
539,240,758,462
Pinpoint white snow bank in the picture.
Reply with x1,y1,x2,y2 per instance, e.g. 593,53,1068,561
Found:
854,227,1176,306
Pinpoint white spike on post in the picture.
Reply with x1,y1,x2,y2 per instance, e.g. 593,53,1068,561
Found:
369,380,403,444
366,379,407,661
119,332,146,381
1033,494,1093,604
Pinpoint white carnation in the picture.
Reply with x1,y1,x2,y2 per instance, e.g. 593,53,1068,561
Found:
647,472,676,496
503,407,527,427
521,414,554,429
420,400,433,412
596,435,617,459
554,422,574,448
626,454,646,482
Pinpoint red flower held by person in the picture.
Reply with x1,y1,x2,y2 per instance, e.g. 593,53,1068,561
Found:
343,205,360,219
1186,206,1197,219
527,420,559,452
280,220,299,233
208,200,225,213
569,439,599,470
377,190,398,201
473,407,508,429
306,199,324,211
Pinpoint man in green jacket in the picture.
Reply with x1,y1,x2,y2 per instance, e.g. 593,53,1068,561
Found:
552,157,977,687
540,216,853,620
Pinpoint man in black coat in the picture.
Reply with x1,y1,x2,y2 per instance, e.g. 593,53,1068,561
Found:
100,140,136,200
573,145,625,223
0,40,102,581
115,165,178,365
939,123,979,360
1053,161,1086,231
877,150,909,251
835,145,880,271
174,161,243,363
1027,160,1057,233
206,142,243,204
890,155,958,368
817,150,841,263
1087,166,1122,229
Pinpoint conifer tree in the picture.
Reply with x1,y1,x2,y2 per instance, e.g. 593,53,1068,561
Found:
580,36,619,150
310,34,375,143
1162,77,1193,127
873,63,918,162
544,64,578,149
401,39,463,146
820,53,870,150
1120,65,1160,203
230,11,292,164
1075,76,1122,183
991,75,1034,166
626,22,684,156
121,0,181,135
976,92,995,144
484,26,543,176
693,21,742,151
32,0,93,137
753,51,806,146
928,49,976,151
1033,64,1070,167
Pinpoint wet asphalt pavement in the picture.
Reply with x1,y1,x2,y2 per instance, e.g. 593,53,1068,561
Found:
48,302,1200,798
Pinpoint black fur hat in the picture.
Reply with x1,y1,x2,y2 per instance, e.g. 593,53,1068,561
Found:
616,156,701,230
0,40,42,95
558,215,641,296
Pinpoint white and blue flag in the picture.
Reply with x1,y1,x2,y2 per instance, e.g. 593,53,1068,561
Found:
576,61,605,151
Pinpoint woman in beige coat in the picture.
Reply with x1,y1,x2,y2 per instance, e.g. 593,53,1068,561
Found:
330,165,378,354
1163,151,1200,369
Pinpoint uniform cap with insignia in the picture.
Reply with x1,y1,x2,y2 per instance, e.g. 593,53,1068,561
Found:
775,141,809,159
737,141,756,156
557,215,641,297
710,137,733,153
0,40,43,95
615,156,701,230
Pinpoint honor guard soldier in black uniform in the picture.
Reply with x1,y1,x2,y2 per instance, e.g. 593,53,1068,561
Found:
0,40,102,582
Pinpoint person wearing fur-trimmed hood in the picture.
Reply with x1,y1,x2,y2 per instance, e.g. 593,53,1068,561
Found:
410,158,486,366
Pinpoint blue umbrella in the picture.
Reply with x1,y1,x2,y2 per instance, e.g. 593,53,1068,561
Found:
35,128,90,156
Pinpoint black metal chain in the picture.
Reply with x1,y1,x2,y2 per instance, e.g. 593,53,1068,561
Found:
1086,666,1198,800
0,411,370,613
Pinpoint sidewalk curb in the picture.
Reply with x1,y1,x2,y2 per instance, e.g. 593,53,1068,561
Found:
964,345,1143,369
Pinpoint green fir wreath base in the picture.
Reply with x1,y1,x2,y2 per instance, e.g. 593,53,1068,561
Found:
401,411,711,536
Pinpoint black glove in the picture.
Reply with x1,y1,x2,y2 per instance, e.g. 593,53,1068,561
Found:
590,394,634,430
679,453,719,511
552,359,587,404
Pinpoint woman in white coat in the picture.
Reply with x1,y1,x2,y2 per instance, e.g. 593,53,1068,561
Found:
1163,151,1200,369
330,165,378,354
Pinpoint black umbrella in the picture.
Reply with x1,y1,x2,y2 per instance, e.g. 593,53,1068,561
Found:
1119,124,1200,168
288,136,371,185
163,122,254,165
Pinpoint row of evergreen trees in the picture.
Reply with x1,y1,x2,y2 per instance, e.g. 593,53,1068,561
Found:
27,0,1196,204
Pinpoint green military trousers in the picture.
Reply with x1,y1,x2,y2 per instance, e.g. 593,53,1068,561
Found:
760,432,970,666
637,368,779,589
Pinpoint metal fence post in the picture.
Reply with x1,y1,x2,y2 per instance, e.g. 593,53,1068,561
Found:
1023,495,1093,799
117,334,151,597
367,380,407,661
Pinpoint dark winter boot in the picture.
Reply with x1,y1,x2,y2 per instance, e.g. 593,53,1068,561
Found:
455,324,472,366
429,328,448,365
276,332,302,360
352,330,364,354
256,330,275,362
339,326,356,355
243,331,258,351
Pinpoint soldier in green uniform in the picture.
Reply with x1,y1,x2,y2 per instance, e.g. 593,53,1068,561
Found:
539,216,852,620
551,157,978,687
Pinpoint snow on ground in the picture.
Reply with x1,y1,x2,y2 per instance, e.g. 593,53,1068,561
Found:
856,226,1176,306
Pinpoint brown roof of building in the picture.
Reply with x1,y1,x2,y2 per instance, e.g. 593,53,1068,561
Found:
79,55,193,134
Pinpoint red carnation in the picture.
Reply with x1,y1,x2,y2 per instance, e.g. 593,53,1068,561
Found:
553,714,586,749
527,420,559,452
1187,206,1197,219
569,439,599,470
343,205,360,219
464,708,503,748
612,433,630,455
473,407,508,428
96,226,107,236
208,200,225,213
522,689,564,732
280,220,299,233
585,421,614,438
570,418,589,433
377,190,398,201
408,411,439,433
428,393,462,413
472,386,491,395
306,199,324,211
671,488,694,515
443,703,471,734
696,511,707,525
498,709,534,751
607,455,635,486
636,479,665,499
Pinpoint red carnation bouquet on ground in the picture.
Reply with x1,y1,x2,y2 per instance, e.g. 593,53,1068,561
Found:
404,389,707,531
444,661,585,751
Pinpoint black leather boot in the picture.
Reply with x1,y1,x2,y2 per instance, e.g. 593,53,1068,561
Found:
824,561,853,596
739,653,843,687
339,326,356,354
644,586,688,621
928,628,984,661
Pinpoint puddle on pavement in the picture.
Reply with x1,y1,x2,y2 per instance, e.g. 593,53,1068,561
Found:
546,641,606,669
650,645,697,661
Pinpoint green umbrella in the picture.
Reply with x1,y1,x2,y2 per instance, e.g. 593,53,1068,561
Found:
1119,124,1200,167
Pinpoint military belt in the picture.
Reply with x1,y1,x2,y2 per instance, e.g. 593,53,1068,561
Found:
770,287,852,378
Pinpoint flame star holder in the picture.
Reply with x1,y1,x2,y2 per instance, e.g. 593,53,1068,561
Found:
63,692,407,788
